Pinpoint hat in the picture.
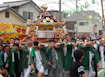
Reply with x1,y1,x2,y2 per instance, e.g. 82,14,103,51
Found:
0,37,4,41
26,38,32,41
71,38,76,42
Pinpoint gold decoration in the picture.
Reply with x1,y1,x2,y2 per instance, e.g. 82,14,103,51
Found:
40,3,48,11
61,18,66,25
46,17,50,21
27,19,31,25
43,19,47,23
50,19,54,23
53,16,56,19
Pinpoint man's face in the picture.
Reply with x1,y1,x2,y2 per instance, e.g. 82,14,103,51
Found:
89,41,93,47
15,40,20,44
11,39,14,44
27,40,32,47
0,46,3,51
13,46,19,51
79,39,83,42
4,47,10,52
0,39,3,44
50,42,55,48
63,39,67,43
32,43,38,49
101,41,104,45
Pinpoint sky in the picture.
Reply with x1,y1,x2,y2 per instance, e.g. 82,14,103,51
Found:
0,0,103,17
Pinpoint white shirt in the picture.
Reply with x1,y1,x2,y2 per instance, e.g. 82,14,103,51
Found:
93,44,97,50
100,46,104,58
35,51,48,75
89,51,94,67
63,47,67,56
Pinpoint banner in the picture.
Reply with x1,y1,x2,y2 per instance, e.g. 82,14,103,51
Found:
0,23,14,33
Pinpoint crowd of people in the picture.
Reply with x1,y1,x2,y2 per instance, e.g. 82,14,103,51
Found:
0,35,104,77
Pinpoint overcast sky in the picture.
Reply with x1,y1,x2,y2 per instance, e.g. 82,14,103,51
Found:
0,0,103,17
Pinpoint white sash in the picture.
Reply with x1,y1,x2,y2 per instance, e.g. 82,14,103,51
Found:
4,53,7,62
12,52,14,62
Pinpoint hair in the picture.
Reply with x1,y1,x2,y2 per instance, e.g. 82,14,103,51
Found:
62,38,66,42
79,38,84,41
0,43,3,47
6,41,10,44
11,38,14,40
13,43,19,47
50,40,56,43
15,38,20,41
74,49,84,61
71,38,75,40
4,45,10,49
33,41,39,46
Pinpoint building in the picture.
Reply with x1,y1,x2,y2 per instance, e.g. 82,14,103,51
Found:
0,0,40,23
0,6,26,25
66,11,102,36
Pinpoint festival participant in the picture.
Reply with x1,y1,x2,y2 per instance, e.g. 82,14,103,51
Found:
60,38,67,77
29,41,49,77
0,37,4,45
0,44,5,75
0,58,3,76
21,38,32,77
70,49,87,77
65,38,77,77
46,40,64,77
97,40,105,68
10,38,15,45
84,36,90,43
3,45,10,77
78,40,99,77
5,43,21,77
14,38,20,44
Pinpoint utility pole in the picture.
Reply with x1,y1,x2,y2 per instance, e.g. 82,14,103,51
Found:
59,0,61,22
76,0,78,36
101,0,104,34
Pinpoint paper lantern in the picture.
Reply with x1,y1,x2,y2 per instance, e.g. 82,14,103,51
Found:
69,10,72,15
76,8,79,13
92,0,95,4
73,9,75,14
83,14,85,17
80,6,83,11
85,2,88,8
63,10,65,14
101,18,103,21
95,17,97,20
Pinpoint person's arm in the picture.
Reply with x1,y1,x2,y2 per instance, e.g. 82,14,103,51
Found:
82,74,87,77
22,45,29,54
6,50,12,68
78,66,87,77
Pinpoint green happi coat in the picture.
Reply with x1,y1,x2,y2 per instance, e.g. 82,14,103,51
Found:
46,44,64,71
6,48,21,75
28,47,49,72
0,58,3,66
21,45,30,70
78,44,99,71
65,42,73,72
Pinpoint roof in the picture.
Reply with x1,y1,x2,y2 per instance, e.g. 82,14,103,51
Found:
0,6,27,21
0,0,40,9
66,11,101,22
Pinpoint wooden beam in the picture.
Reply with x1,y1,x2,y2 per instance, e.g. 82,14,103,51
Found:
101,0,105,29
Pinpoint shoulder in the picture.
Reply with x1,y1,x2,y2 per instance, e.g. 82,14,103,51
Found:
22,45,27,48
